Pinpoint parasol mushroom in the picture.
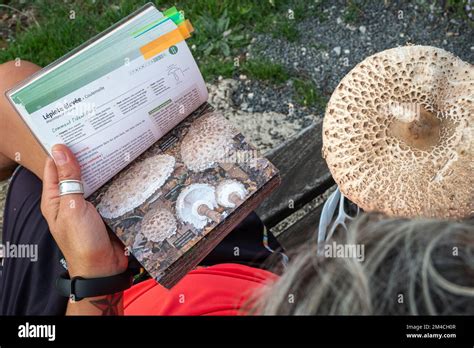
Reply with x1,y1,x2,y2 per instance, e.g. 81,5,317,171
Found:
180,112,249,180
97,154,176,219
140,208,177,243
322,45,473,218
176,183,221,229
216,179,248,208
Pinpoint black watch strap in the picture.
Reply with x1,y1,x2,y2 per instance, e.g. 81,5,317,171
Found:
55,269,133,301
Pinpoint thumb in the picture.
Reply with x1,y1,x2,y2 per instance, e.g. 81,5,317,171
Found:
51,144,82,183
50,144,86,210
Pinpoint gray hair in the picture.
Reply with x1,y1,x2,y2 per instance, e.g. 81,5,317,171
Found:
250,214,474,315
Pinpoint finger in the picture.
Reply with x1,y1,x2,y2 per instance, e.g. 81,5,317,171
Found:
40,157,60,222
50,144,85,209
51,144,82,182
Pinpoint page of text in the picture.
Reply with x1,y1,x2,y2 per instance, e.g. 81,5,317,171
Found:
8,5,208,197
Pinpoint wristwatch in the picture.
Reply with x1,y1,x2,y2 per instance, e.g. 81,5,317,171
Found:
55,269,133,301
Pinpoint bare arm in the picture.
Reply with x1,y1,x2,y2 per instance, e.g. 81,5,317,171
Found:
41,144,129,315
66,293,124,316
0,61,47,180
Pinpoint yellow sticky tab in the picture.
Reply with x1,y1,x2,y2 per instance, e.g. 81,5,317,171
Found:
140,20,193,60
178,19,194,36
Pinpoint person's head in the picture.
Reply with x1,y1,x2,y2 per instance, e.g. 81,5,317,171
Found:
252,213,474,315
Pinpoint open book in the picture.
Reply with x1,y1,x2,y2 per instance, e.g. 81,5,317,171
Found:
5,3,279,288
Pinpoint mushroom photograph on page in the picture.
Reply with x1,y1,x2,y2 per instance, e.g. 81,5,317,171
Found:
88,103,280,288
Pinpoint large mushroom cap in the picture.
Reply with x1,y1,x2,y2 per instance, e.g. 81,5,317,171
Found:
323,45,473,219
140,208,177,243
97,154,176,219
181,112,237,171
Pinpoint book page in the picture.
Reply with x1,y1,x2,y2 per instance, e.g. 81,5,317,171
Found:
7,5,207,197
87,103,279,286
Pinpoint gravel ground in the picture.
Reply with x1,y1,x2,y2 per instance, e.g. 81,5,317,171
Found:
232,0,473,125
207,79,315,153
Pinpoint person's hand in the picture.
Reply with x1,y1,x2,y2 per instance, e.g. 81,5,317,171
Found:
41,144,128,278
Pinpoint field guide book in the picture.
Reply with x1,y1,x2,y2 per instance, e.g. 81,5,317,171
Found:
5,3,280,288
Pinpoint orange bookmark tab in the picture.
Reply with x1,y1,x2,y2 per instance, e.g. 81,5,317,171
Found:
140,20,194,60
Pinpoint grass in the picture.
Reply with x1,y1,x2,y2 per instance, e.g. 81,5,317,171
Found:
254,1,312,43
0,0,146,67
273,20,300,42
293,78,327,108
343,0,366,24
2,0,470,85
199,59,235,79
443,0,474,20
0,0,306,81
241,59,289,84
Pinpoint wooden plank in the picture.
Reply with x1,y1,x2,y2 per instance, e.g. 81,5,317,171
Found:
256,120,334,228
275,201,325,251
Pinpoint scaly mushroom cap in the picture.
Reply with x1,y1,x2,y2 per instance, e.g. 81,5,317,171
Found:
140,208,177,243
176,183,218,229
97,154,176,219
216,179,248,208
323,45,473,219
181,112,237,171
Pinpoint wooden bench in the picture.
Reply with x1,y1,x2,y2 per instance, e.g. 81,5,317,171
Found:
0,121,334,251
256,119,335,251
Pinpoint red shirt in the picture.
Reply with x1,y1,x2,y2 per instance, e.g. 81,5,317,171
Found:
123,263,277,315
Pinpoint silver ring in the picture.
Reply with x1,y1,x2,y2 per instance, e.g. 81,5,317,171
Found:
58,180,84,196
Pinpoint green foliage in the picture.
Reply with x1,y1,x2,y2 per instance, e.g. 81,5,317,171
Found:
2,0,469,85
343,0,365,24
0,0,289,81
241,59,289,84
0,0,150,66
255,5,304,42
293,78,326,108
198,59,235,79
444,0,473,19
273,20,300,42
192,10,247,57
